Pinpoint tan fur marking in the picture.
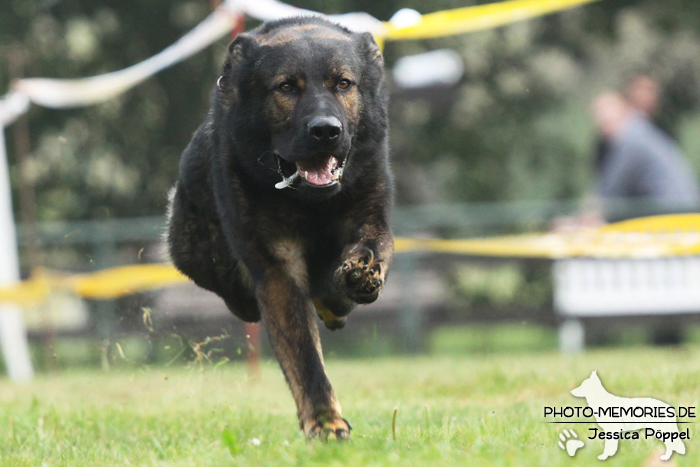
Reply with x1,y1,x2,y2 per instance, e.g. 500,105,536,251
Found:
327,66,355,83
267,93,296,128
273,76,306,90
272,239,307,289
338,87,361,129
257,26,351,47
305,29,352,41
257,272,341,436
266,76,304,126
294,25,321,31
236,259,254,289
257,32,300,46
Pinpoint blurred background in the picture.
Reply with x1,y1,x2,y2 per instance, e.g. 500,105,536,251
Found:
3,0,700,373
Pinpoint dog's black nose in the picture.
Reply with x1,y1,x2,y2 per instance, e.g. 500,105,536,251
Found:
308,116,342,145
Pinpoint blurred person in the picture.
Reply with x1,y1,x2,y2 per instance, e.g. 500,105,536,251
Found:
586,92,698,346
594,75,670,183
592,91,700,207
552,90,699,232
625,75,660,119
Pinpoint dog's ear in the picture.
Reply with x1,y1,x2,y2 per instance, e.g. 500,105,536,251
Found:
227,33,260,64
354,32,384,92
354,32,383,65
218,33,260,96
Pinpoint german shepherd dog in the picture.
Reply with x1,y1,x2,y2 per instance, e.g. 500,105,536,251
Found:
166,16,393,439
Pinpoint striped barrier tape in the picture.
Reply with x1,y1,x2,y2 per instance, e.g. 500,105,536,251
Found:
1,0,599,115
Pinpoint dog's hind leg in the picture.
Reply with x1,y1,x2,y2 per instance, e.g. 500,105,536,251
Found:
662,430,686,460
257,270,350,439
167,183,260,321
598,437,618,460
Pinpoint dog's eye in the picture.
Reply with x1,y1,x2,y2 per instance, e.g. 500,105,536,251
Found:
279,82,293,92
337,79,352,90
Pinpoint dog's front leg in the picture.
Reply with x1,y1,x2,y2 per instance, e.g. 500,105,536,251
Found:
256,267,351,440
334,222,394,305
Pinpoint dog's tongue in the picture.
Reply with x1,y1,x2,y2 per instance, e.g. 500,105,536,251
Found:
296,156,337,186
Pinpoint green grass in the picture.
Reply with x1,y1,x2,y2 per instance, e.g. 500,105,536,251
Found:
1,347,699,466
429,324,558,354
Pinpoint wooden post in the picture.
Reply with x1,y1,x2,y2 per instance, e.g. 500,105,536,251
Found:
8,47,55,370
245,322,260,380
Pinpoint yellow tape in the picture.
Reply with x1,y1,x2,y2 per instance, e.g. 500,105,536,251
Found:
0,265,188,306
71,264,188,299
0,274,52,307
381,0,600,41
597,213,700,234
395,231,700,258
396,214,700,258
1,213,699,306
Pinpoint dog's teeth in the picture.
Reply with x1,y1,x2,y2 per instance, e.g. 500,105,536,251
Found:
303,171,309,180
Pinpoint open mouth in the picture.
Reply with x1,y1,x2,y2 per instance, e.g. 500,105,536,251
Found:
274,154,345,190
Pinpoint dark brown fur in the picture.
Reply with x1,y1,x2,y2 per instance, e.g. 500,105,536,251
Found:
166,16,392,439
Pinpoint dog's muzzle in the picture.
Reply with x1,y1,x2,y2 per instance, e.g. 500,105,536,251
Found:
274,153,345,190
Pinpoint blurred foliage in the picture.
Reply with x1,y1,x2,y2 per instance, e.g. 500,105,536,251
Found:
2,0,700,220
450,261,552,310
1,0,223,220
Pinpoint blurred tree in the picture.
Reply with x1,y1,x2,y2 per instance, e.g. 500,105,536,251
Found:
2,0,224,220
383,0,700,204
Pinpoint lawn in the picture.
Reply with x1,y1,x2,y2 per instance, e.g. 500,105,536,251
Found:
0,347,698,466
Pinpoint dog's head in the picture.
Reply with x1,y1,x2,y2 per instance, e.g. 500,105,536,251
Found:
571,370,602,398
215,16,387,198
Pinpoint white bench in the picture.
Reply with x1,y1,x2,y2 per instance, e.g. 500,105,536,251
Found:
553,256,700,352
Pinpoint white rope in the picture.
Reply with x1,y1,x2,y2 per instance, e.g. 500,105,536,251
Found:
226,0,384,33
11,8,239,109
0,0,384,114
225,0,314,22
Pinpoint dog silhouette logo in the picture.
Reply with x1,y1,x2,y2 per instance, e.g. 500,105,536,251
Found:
571,371,686,461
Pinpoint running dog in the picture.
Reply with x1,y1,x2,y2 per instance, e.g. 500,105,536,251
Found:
166,16,392,440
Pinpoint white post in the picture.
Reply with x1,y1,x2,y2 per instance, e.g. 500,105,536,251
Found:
559,319,585,354
0,125,34,382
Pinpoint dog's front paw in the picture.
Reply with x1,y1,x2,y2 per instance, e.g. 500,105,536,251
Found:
307,418,352,441
334,247,384,304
